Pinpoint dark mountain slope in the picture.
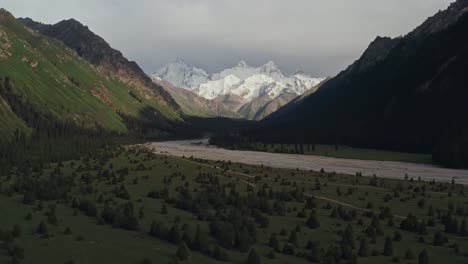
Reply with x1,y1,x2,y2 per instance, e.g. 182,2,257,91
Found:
239,93,297,120
19,17,181,119
250,0,468,167
0,94,30,142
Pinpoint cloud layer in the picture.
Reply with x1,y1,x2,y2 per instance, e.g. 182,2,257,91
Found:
0,0,454,76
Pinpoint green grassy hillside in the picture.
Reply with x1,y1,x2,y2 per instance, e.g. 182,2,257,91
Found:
0,9,180,139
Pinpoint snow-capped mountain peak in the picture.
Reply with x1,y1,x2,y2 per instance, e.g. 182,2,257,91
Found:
261,60,279,70
195,74,242,100
150,59,325,102
236,60,249,68
174,58,188,66
259,61,284,80
152,59,209,89
294,68,305,75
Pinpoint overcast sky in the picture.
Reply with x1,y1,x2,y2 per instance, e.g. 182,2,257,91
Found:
0,0,455,76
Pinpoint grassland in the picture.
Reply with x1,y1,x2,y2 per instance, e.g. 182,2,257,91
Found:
242,143,433,164
0,10,180,139
0,146,466,264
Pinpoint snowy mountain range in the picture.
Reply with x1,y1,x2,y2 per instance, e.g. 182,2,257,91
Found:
150,59,325,120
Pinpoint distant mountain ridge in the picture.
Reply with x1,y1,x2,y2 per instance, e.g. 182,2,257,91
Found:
151,60,324,120
19,17,181,117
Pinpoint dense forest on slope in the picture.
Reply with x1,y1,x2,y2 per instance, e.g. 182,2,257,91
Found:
233,1,468,168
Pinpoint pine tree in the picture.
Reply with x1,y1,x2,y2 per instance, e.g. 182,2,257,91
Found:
393,230,402,242
308,242,321,262
115,202,138,230
168,225,182,244
288,230,298,245
161,204,168,215
140,258,152,264
245,248,261,264
182,227,193,249
358,238,369,257
176,242,190,261
36,221,48,237
460,218,467,236
433,231,446,246
193,224,209,253
267,250,275,259
342,225,355,249
149,221,158,237
213,243,230,261
268,233,280,251
444,215,459,234
418,249,429,264
383,236,393,256
11,224,22,238
237,227,253,252
405,248,414,259
348,252,358,264
306,210,320,229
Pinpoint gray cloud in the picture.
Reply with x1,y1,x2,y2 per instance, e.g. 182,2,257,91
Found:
0,0,455,76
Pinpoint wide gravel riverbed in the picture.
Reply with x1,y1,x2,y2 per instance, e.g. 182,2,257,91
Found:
144,139,468,185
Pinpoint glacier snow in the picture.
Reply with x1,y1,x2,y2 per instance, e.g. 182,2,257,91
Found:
151,60,325,102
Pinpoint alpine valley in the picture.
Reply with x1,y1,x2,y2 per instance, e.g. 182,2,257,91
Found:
2,2,468,264
151,60,325,120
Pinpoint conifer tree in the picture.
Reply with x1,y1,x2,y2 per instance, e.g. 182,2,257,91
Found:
306,210,320,229
418,249,429,264
383,236,393,256
36,221,48,238
176,242,190,261
405,248,414,259
358,238,369,257
460,218,467,236
245,248,261,264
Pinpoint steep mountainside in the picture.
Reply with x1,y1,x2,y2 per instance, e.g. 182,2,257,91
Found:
19,17,181,120
0,10,180,143
238,93,297,120
251,0,468,167
152,78,240,118
212,94,247,113
152,60,324,120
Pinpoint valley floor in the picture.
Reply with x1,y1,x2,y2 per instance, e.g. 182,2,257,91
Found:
1,143,468,263
145,139,468,185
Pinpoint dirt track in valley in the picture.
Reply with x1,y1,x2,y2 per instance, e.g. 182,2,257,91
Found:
144,139,468,185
